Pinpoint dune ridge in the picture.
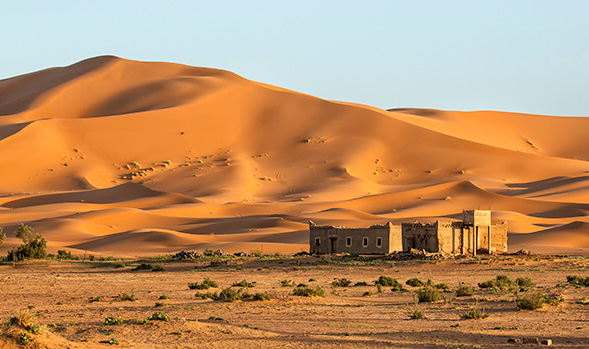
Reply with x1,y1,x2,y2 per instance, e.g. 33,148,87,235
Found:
0,56,587,256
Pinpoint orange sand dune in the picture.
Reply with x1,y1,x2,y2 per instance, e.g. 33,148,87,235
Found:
0,56,587,256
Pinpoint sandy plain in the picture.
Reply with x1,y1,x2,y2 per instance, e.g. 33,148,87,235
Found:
1,255,588,348
1,56,588,347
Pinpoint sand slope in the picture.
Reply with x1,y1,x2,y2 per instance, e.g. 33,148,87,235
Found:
0,56,587,256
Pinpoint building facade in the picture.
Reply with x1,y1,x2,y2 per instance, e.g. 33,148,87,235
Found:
309,210,507,255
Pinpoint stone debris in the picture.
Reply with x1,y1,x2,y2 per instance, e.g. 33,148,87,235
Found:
173,250,202,260
540,339,552,346
515,249,531,255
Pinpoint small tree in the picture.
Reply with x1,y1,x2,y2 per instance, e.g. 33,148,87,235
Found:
7,224,47,261
0,227,5,246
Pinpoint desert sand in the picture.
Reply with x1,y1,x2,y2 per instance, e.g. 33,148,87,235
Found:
0,256,588,348
1,56,588,257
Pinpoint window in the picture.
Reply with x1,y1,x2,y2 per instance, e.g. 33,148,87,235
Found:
376,237,382,248
363,237,368,247
315,237,321,246
346,237,352,247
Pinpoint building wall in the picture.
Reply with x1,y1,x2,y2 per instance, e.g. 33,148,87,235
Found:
401,222,440,253
309,222,399,254
309,213,508,255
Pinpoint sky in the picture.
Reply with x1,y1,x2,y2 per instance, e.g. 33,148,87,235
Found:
1,0,588,116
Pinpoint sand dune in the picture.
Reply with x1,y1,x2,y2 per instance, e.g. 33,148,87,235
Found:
0,56,587,256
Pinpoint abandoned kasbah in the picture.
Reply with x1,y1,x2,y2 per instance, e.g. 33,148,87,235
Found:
309,210,507,256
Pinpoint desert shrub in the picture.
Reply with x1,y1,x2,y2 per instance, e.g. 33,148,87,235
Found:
203,248,214,256
478,274,514,291
56,249,79,260
7,224,47,261
118,292,136,302
408,309,425,319
108,338,119,345
293,286,325,297
8,309,39,338
280,279,295,287
517,293,546,310
296,283,308,288
375,275,399,287
435,282,451,291
252,292,272,301
158,294,169,300
188,277,218,290
103,317,125,325
0,227,5,246
19,332,31,345
515,276,535,288
456,282,476,297
154,302,165,307
151,265,165,272
195,291,218,300
135,318,149,325
417,286,441,303
406,277,425,287
363,291,373,297
149,311,170,321
232,279,256,288
332,278,352,287
376,284,385,293
460,307,488,319
567,275,589,287
134,263,153,270
89,296,102,303
355,281,368,286
218,287,240,302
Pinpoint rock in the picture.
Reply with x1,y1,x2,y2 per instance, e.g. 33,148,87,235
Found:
233,251,248,257
540,339,552,346
515,249,530,255
507,338,521,343
294,251,310,257
522,337,539,344
173,250,202,260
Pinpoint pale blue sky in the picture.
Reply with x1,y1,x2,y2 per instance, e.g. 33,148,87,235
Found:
2,1,588,116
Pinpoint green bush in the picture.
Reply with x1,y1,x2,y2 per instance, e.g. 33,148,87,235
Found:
517,293,546,310
252,292,272,301
7,224,47,261
355,281,368,286
375,275,398,287
118,292,136,302
19,332,31,345
149,311,170,321
456,282,476,297
515,277,535,291
460,307,488,319
435,282,451,291
408,309,425,319
293,286,325,297
188,277,219,290
103,317,125,326
362,291,373,297
417,286,441,303
56,249,79,260
151,265,165,272
218,287,240,302
406,278,425,287
195,291,218,300
232,279,256,288
134,263,153,270
332,278,352,287
567,275,589,287
280,279,295,287
478,274,515,291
